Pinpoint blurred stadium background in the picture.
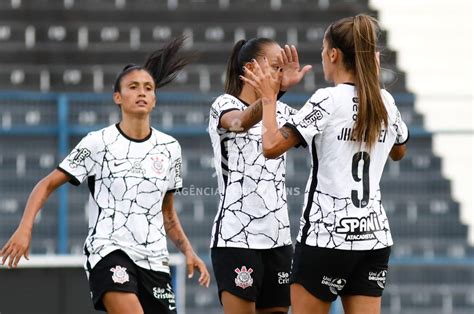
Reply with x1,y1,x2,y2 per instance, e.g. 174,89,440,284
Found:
0,0,472,313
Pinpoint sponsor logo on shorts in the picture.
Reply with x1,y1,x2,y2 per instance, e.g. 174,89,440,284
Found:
368,270,387,289
335,213,384,241
234,266,253,289
321,276,346,295
153,283,176,310
277,272,289,284
110,265,129,284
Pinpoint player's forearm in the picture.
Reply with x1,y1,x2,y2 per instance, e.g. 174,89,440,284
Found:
261,97,281,156
162,193,194,255
164,213,194,255
226,99,262,133
19,178,55,230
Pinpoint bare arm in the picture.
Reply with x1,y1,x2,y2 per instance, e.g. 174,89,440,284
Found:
390,144,407,161
162,192,210,287
219,99,262,133
239,57,302,158
1,169,70,268
261,97,301,158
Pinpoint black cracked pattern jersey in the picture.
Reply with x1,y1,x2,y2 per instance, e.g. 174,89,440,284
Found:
58,124,182,273
209,94,296,249
287,84,409,250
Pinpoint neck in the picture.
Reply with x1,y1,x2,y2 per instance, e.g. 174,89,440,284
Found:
238,84,258,106
332,68,355,86
119,115,151,140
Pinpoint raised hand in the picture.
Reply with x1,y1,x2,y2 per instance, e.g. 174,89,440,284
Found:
240,58,282,101
280,44,312,91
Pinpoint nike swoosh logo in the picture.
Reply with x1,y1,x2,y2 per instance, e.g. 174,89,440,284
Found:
114,161,127,167
168,305,176,310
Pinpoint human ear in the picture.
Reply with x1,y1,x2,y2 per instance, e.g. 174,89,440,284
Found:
113,92,122,106
330,48,338,63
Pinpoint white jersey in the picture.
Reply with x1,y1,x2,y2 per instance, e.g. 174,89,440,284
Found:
58,124,183,273
286,84,409,250
209,94,296,249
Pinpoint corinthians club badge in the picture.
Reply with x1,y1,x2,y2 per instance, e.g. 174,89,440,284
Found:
110,265,129,284
234,266,253,289
151,156,166,174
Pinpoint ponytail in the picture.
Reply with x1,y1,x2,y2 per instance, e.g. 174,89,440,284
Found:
352,15,387,150
144,35,198,89
224,37,276,97
224,39,247,96
113,35,198,92
327,14,387,150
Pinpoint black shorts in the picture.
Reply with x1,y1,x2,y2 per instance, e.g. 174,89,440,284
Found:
88,250,177,313
211,245,292,309
291,243,391,302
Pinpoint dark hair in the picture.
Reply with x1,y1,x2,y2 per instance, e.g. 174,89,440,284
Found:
224,37,277,96
326,14,387,150
113,35,198,92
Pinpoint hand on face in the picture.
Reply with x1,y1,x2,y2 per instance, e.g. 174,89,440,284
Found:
240,57,282,101
280,44,313,90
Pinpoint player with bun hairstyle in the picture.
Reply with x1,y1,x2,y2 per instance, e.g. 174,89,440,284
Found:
1,35,210,314
241,15,409,314
208,38,311,314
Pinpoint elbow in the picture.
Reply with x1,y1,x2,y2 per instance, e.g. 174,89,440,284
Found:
262,144,283,159
390,154,404,161
390,145,407,161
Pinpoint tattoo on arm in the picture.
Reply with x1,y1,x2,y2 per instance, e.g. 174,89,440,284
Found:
174,238,186,252
162,193,178,232
250,101,262,118
279,127,290,139
162,193,191,254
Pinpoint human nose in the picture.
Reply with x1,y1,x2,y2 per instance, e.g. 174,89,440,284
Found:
137,85,147,96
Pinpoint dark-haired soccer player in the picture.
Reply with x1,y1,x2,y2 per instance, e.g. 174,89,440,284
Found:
1,36,210,314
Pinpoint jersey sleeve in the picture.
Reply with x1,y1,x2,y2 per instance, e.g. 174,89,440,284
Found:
285,89,332,147
382,90,409,145
209,95,242,132
57,132,98,186
167,141,183,193
277,101,298,118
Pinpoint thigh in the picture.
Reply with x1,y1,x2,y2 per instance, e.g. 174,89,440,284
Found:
256,245,292,310
290,284,331,314
221,291,256,314
89,250,139,311
340,247,391,297
211,247,264,305
102,291,143,314
137,268,177,314
290,243,360,303
341,295,382,314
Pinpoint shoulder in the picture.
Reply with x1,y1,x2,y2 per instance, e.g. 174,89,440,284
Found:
152,128,181,150
380,89,400,119
304,87,334,112
211,94,243,110
276,100,297,115
380,89,396,106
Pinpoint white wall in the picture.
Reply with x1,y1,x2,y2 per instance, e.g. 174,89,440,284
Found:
369,0,474,242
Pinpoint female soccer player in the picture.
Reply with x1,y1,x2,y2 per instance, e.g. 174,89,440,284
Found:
208,38,311,314
1,36,210,314
241,15,409,314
